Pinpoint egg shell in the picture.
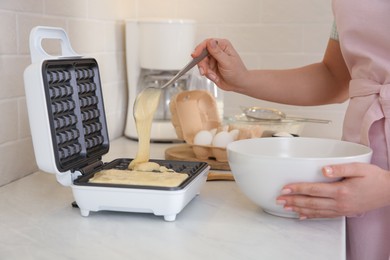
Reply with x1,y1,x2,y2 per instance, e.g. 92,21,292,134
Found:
193,130,213,145
212,131,235,148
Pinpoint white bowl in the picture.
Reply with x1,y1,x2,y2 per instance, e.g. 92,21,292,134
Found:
227,137,373,218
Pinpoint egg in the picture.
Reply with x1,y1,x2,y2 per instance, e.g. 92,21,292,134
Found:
193,130,213,145
229,129,240,140
212,131,235,148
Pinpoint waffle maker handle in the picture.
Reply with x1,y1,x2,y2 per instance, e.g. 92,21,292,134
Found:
29,26,81,63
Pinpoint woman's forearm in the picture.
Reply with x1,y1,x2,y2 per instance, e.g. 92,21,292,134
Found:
239,63,348,106
235,39,351,106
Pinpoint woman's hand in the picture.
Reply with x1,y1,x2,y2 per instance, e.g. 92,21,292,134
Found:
191,38,249,92
276,163,390,219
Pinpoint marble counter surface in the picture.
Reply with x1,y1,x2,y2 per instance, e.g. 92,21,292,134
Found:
0,137,345,260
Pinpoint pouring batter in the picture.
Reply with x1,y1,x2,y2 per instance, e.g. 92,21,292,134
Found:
129,49,209,170
128,87,162,169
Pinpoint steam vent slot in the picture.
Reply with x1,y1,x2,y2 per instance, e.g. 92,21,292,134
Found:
42,59,109,172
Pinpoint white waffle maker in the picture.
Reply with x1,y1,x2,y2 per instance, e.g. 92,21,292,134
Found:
23,26,209,221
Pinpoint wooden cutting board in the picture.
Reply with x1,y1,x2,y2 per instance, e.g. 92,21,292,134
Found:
165,144,231,171
207,171,235,181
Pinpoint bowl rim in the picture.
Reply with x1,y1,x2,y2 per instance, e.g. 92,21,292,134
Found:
226,137,373,160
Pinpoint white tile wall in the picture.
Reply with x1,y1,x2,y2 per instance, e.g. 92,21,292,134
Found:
0,0,135,186
0,0,338,186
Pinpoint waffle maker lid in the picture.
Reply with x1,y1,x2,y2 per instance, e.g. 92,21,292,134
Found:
42,58,109,171
24,26,110,184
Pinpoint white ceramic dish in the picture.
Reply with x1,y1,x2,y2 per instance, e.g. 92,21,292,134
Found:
227,137,373,218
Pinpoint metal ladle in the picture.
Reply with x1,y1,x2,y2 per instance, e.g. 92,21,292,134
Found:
242,106,331,124
133,48,209,114
133,48,209,123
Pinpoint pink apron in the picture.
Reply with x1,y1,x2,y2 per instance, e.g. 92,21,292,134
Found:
332,0,390,259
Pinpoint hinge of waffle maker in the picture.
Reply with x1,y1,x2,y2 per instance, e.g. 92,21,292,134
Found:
78,160,104,175
55,160,103,186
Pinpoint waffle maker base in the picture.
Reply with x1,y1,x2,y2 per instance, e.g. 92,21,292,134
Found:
71,159,209,221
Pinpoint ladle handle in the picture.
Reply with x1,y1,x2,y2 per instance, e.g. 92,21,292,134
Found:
161,48,209,89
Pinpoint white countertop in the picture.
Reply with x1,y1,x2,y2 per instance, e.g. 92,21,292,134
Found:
0,137,345,260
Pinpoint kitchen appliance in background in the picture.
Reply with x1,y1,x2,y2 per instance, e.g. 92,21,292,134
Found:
124,19,197,142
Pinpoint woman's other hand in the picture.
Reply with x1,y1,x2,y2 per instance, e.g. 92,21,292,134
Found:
276,163,390,219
